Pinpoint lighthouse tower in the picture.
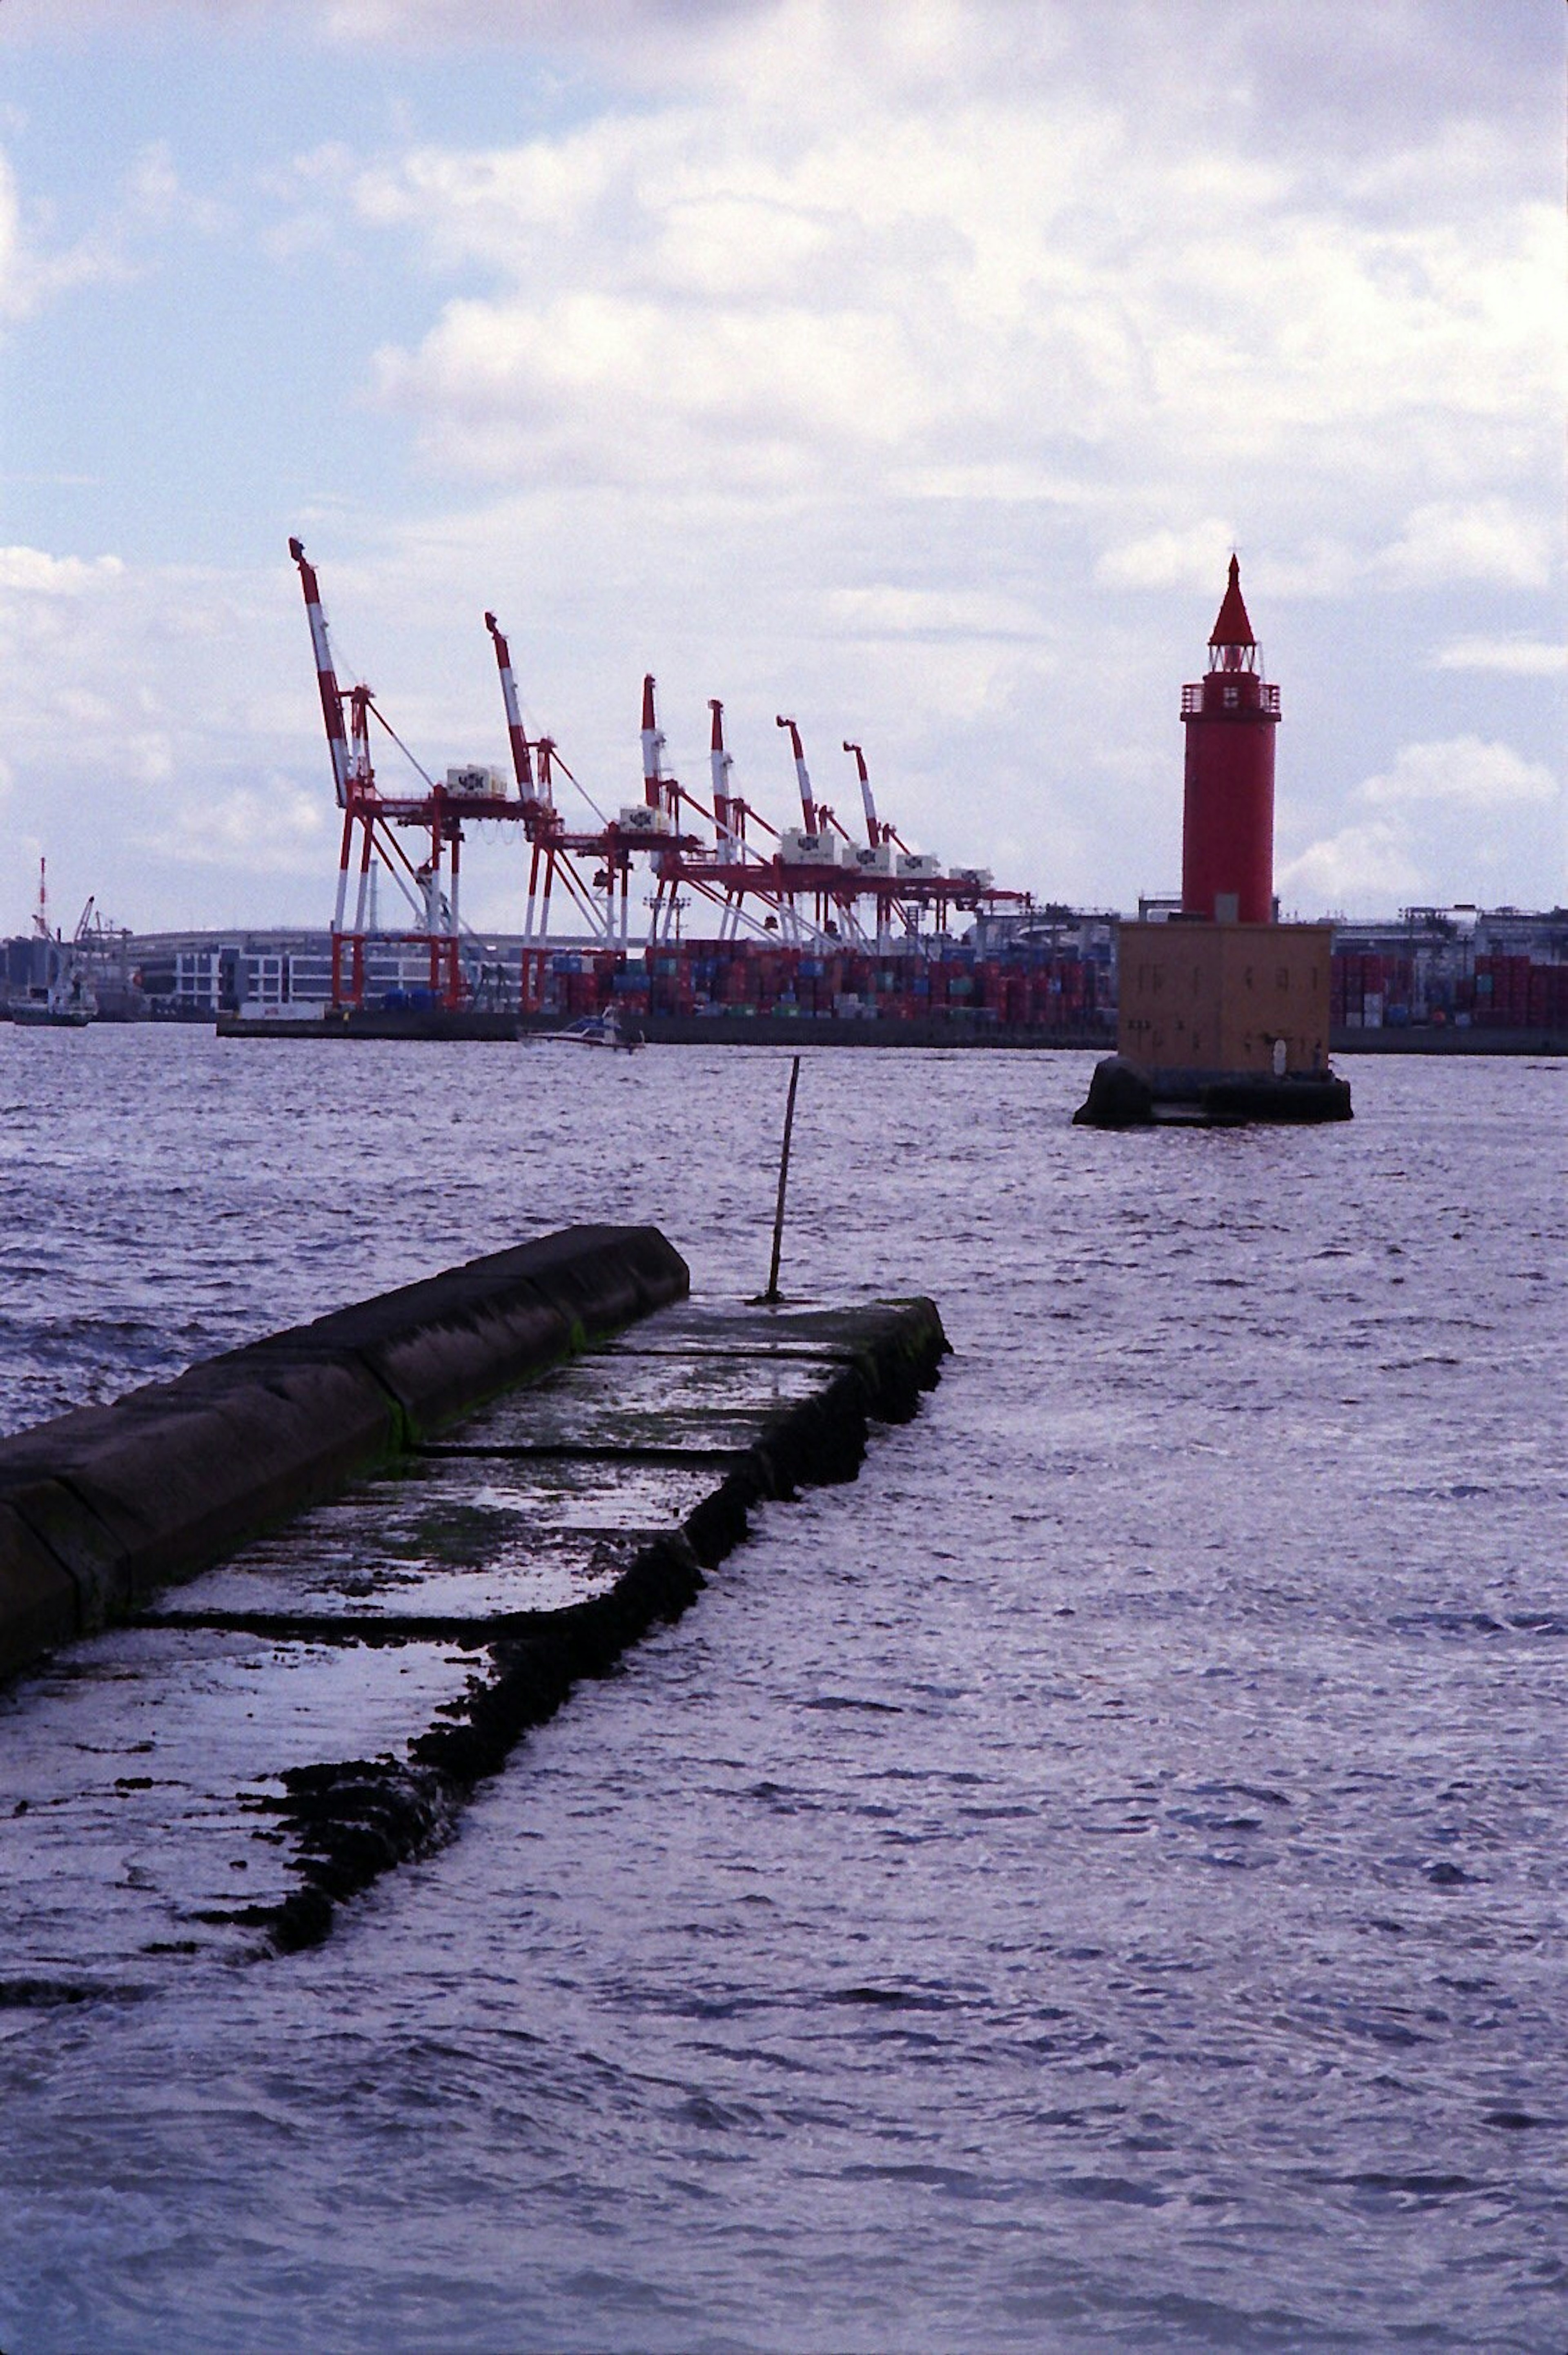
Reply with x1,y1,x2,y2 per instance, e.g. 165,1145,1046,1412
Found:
1078,548,1350,1123
1180,554,1279,925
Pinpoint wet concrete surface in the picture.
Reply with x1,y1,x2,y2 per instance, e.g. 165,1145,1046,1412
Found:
0,1223,690,1674
0,1297,945,1970
0,1626,478,1983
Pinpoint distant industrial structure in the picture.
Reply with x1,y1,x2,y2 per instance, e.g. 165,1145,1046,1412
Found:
4,539,1564,1045
286,537,1035,1018
6,904,1557,1048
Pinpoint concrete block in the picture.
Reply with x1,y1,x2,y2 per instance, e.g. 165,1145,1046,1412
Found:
0,1471,131,1629
253,1224,690,1437
0,1359,400,1604
0,1503,82,1677
0,1224,690,1676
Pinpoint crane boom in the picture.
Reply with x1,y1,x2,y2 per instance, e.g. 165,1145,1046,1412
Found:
641,675,666,811
775,715,816,834
484,611,539,799
288,537,357,807
843,740,880,846
709,699,737,855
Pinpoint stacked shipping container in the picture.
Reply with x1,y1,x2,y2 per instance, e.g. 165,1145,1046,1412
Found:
532,940,1108,1032
1330,947,1568,1033
536,942,1568,1034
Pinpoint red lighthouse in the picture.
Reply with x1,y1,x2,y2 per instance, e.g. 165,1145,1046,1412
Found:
1180,555,1279,924
1079,548,1348,1124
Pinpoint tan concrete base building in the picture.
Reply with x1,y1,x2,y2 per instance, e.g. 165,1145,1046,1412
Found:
1117,920,1333,1079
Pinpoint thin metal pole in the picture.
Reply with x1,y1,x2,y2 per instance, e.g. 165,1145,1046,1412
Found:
763,1054,802,1305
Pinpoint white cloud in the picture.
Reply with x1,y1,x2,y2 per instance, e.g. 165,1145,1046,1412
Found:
148,778,330,871
0,139,221,325
823,586,1042,641
1102,500,1559,606
1373,499,1553,592
0,147,127,320
335,4,1564,566
1276,729,1564,917
123,138,230,237
892,461,1085,503
370,281,948,490
1098,530,1365,603
1279,733,1566,915
0,546,124,593
1097,523,1237,593
318,0,746,43
1358,736,1559,811
1277,820,1428,910
1432,637,1566,677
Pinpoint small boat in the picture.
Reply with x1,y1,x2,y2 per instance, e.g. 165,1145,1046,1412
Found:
10,968,98,1027
535,1009,643,1051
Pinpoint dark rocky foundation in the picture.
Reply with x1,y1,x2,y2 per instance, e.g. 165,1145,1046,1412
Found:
1074,1054,1353,1128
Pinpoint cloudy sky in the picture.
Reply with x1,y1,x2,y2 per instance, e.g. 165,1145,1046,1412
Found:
0,0,1562,934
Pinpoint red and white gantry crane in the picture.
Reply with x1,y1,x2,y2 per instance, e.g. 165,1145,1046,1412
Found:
292,539,1028,1001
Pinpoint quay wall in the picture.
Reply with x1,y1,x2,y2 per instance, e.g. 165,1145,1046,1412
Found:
1329,1026,1567,1057
625,1013,1105,1049
216,1012,1113,1047
216,1011,1566,1053
0,1224,688,1682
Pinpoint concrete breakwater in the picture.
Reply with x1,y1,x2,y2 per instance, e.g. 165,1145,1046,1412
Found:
0,1241,946,1962
0,1224,689,1684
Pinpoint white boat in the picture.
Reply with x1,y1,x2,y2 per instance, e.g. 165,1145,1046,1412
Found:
535,1009,643,1051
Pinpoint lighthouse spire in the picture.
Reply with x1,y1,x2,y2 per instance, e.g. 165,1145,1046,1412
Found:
1208,553,1257,672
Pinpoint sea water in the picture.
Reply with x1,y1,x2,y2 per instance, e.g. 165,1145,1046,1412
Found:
0,1028,1561,2352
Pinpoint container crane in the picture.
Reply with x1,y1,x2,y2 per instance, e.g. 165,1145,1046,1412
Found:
481,619,709,964
292,540,1029,1007
486,608,566,954
648,711,1020,947
291,535,526,1010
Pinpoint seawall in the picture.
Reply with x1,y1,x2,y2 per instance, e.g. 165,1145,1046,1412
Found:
0,1279,949,1956
1329,1026,1567,1056
0,1224,688,1682
211,1012,1565,1054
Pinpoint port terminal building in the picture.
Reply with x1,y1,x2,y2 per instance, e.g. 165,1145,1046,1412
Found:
4,906,1563,1043
53,918,1120,1037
